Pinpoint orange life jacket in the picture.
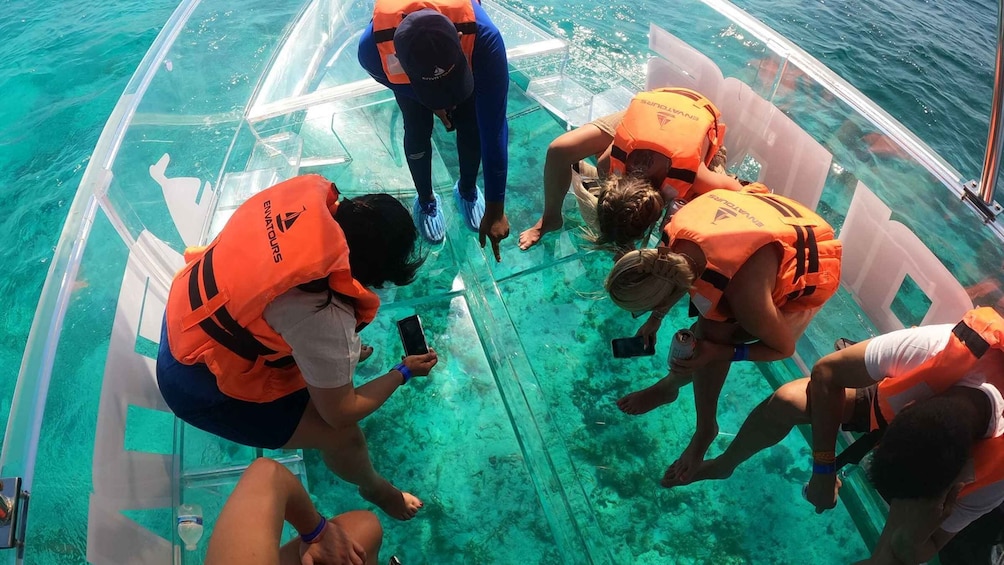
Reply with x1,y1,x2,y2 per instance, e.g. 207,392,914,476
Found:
609,88,727,200
871,307,1004,498
666,186,842,322
165,174,381,403
371,0,478,84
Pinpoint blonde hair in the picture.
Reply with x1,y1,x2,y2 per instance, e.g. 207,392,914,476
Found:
591,175,665,248
604,248,695,313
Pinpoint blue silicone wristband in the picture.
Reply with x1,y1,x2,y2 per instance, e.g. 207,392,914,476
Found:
812,462,837,475
731,344,750,362
301,513,326,544
394,362,412,384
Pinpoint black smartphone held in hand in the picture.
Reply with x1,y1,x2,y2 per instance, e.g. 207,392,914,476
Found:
611,336,655,358
397,315,429,356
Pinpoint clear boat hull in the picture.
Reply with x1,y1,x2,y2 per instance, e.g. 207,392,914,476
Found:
4,0,1002,563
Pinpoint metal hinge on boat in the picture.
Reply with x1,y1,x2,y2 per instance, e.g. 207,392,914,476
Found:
963,180,1001,223
0,477,30,557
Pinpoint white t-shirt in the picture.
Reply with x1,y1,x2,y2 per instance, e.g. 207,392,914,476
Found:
864,324,1004,533
262,287,360,389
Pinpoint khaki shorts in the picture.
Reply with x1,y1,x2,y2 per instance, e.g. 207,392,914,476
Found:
842,384,881,433
589,110,626,137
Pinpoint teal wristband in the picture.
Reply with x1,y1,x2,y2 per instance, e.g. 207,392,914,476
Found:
731,344,749,362
394,362,412,384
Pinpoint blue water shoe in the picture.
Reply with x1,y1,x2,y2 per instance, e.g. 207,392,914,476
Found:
412,194,446,243
454,181,485,232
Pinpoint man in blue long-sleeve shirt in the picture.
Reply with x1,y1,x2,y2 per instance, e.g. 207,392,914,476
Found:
358,0,510,260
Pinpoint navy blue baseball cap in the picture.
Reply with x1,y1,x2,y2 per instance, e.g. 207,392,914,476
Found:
393,9,475,110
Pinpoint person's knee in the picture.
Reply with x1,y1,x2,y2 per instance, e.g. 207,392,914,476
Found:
403,136,431,158
401,119,433,145
765,380,810,423
546,134,585,164
809,355,836,385
243,457,286,485
356,511,382,544
332,510,383,555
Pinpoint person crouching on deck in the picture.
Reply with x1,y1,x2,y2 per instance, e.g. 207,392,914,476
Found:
658,307,1004,565
157,174,436,521
518,87,743,252
604,185,842,485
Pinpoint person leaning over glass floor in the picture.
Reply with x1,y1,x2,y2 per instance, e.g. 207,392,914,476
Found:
518,87,744,252
657,307,1004,565
357,0,510,259
156,174,437,521
604,185,842,488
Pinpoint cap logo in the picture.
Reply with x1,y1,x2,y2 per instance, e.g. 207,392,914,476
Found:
422,64,455,81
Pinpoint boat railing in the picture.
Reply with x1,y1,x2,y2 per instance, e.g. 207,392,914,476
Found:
975,0,1004,209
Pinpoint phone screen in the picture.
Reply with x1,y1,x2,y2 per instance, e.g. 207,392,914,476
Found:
397,315,429,356
611,336,655,358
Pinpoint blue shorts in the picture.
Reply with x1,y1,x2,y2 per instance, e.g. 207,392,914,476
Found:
155,319,309,449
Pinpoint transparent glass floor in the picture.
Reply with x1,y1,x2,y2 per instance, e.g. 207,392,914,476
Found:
22,87,867,565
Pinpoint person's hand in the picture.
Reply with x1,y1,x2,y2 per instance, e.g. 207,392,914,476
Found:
884,483,964,564
935,482,963,524
403,349,438,377
903,482,962,534
479,202,510,262
635,316,663,349
433,109,454,131
299,520,366,565
805,472,841,513
670,339,732,374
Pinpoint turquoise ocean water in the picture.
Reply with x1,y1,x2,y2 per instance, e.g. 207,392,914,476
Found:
0,0,1001,562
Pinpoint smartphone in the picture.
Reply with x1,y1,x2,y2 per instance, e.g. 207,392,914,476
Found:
611,336,655,358
397,314,429,356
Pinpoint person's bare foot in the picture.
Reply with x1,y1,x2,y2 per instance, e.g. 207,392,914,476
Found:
359,344,374,363
660,455,732,488
518,216,562,250
616,379,680,415
661,427,719,485
359,479,423,521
